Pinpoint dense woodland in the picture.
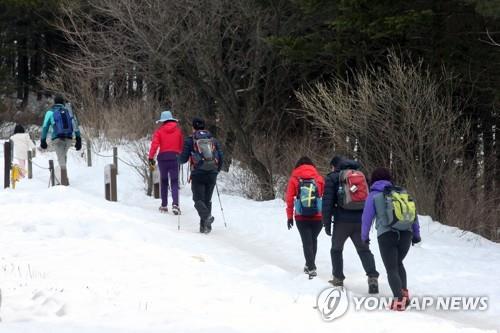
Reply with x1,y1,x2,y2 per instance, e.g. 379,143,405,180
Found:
0,0,499,240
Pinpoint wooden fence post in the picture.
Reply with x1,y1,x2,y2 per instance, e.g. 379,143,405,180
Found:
105,164,117,202
87,139,92,167
113,147,118,175
153,169,160,199
147,168,153,196
4,141,11,189
49,160,55,187
27,150,33,179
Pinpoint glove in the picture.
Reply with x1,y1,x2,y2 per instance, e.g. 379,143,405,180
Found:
412,236,421,246
40,139,47,149
287,218,293,230
324,223,332,236
363,238,371,245
148,159,156,171
75,137,82,151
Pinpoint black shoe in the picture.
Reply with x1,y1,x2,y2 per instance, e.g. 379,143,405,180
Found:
368,277,379,294
203,216,214,234
307,269,317,279
172,205,181,215
329,277,344,287
199,221,205,233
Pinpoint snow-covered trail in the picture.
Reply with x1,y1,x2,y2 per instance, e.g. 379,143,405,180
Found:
0,143,499,332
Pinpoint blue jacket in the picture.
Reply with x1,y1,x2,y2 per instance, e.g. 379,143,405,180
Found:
41,104,81,140
178,132,223,176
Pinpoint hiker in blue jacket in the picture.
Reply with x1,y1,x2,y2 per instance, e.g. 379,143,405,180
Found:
40,95,82,168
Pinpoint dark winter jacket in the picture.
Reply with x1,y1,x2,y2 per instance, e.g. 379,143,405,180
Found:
322,159,364,226
285,164,325,222
178,131,223,176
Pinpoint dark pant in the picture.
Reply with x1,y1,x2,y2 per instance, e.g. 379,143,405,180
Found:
378,230,412,298
191,173,217,221
296,220,323,270
331,222,379,280
158,159,180,207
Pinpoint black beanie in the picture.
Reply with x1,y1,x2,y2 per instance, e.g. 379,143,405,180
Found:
330,155,344,168
370,167,392,184
54,94,65,104
14,124,25,134
192,117,205,130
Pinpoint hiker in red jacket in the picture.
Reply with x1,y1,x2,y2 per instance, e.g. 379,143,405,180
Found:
148,110,184,215
285,156,325,278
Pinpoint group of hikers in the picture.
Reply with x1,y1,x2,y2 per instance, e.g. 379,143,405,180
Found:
147,110,223,234
285,155,421,311
9,96,224,234
10,94,420,311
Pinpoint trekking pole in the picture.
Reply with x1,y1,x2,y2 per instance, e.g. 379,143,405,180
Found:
177,214,181,231
215,183,227,228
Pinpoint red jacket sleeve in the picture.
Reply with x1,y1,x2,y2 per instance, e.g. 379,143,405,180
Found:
148,130,160,159
285,176,298,220
176,127,183,154
317,175,325,197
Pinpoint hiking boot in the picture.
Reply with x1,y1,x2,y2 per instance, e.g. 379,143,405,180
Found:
389,298,407,311
199,221,206,233
368,277,379,294
329,276,344,287
159,206,168,213
304,266,309,274
172,205,181,215
401,288,410,306
203,216,214,234
307,269,317,278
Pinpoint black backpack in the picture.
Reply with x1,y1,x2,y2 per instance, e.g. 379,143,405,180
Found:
190,130,219,171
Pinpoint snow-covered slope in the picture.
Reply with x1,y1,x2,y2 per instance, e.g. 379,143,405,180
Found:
0,143,499,333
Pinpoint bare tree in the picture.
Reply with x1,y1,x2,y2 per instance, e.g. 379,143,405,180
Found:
297,52,469,220
51,0,296,200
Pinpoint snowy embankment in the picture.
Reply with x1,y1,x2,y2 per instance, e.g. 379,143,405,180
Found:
0,142,499,333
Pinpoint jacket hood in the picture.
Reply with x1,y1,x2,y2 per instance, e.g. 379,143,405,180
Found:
292,164,320,179
370,180,393,192
160,121,179,134
339,159,360,171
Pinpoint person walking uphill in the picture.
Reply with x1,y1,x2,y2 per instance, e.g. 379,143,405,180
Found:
362,167,421,311
148,110,184,215
40,95,82,168
10,124,35,174
285,157,324,279
179,118,223,234
322,156,379,293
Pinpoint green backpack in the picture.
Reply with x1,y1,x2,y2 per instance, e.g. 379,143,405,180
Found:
381,186,417,230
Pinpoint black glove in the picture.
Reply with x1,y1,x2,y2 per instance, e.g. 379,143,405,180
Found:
40,139,47,149
75,137,82,151
364,238,371,245
287,218,293,230
324,223,332,236
412,236,421,246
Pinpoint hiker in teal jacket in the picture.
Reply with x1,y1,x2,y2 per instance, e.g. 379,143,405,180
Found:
40,95,82,168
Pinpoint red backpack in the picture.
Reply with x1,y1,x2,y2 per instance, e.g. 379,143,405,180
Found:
337,169,368,210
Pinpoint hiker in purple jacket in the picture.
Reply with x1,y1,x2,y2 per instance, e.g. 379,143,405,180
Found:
362,167,421,311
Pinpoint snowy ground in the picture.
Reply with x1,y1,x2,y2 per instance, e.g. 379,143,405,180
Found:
0,141,499,333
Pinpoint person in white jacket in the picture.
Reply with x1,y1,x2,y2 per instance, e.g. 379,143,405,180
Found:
10,124,36,174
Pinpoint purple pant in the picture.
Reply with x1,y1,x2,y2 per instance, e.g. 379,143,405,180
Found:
158,157,180,207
